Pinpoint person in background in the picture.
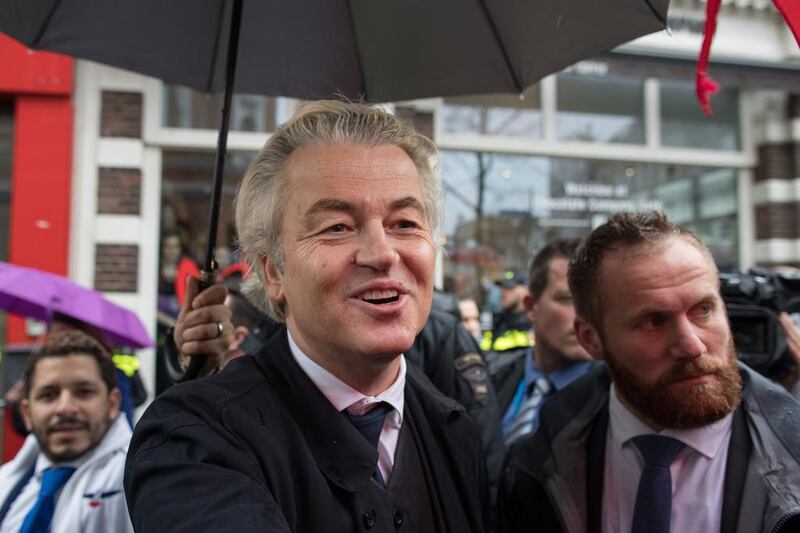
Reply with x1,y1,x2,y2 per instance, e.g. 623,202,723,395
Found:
499,212,800,533
481,271,532,375
0,331,133,533
491,239,593,446
458,297,482,341
126,100,488,532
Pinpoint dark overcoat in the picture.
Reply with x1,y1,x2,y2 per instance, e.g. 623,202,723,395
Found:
125,329,488,533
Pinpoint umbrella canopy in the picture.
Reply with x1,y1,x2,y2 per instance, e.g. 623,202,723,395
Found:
0,0,669,103
0,261,153,349
0,0,668,379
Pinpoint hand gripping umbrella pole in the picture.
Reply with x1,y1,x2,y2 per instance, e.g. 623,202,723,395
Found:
165,0,244,382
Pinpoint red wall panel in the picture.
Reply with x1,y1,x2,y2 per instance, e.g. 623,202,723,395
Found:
1,35,74,461
0,33,73,96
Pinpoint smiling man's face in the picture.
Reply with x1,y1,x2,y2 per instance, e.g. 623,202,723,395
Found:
21,354,120,462
261,143,435,392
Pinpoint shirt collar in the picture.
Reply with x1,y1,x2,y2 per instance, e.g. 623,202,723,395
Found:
524,347,593,391
287,329,405,424
609,383,734,460
35,447,86,477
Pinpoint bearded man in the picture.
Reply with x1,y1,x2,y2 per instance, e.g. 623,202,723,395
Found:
498,211,800,533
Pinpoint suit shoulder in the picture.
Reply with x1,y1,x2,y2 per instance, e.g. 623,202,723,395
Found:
141,355,269,427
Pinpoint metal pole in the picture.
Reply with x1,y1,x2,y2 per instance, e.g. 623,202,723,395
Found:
170,0,244,382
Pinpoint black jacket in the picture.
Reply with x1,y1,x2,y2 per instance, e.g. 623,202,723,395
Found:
125,329,488,533
407,309,505,493
498,363,800,533
485,347,527,419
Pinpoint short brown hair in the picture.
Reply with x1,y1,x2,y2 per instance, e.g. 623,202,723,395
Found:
568,211,714,328
527,238,581,301
24,330,117,396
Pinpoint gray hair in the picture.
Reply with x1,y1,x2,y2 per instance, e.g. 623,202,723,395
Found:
234,100,441,322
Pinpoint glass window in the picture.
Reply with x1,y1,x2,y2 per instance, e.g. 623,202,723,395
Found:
440,150,739,306
556,73,644,144
160,150,256,263
660,80,739,151
162,85,290,132
440,85,542,138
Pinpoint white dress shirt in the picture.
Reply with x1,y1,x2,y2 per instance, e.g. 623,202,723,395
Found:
1,451,82,533
288,331,405,482
602,384,733,533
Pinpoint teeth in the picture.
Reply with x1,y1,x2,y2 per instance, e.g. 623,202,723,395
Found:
362,289,399,301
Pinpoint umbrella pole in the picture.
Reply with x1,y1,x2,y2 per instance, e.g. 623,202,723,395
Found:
204,0,244,277
169,0,244,382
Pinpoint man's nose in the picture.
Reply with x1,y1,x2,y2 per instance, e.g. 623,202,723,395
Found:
54,391,79,414
668,318,707,360
354,223,398,270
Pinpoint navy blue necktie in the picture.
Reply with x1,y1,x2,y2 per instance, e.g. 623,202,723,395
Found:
631,435,686,533
343,402,392,486
20,466,77,533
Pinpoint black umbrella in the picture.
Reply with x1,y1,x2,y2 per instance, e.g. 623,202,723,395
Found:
0,0,669,378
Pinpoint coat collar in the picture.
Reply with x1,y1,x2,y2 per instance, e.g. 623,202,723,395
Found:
251,329,463,493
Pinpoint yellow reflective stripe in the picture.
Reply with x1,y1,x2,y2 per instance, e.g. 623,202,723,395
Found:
479,331,494,351
482,330,533,351
112,354,140,377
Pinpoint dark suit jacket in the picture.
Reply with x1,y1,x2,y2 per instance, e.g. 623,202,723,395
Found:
125,329,488,533
498,363,800,533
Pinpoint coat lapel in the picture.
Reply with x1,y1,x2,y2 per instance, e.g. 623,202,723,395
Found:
251,330,378,492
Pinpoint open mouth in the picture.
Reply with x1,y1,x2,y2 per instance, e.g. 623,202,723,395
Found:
361,289,400,305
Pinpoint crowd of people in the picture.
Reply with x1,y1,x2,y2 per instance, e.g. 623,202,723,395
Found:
1,101,799,532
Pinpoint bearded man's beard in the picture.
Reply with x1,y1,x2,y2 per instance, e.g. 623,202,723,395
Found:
605,338,743,429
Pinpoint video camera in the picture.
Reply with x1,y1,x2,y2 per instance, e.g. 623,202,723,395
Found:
720,268,800,378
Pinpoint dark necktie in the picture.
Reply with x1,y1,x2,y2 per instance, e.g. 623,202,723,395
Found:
505,376,552,445
631,435,686,533
20,466,77,533
343,402,392,486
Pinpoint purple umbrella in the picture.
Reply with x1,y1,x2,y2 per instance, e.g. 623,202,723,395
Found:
0,261,153,349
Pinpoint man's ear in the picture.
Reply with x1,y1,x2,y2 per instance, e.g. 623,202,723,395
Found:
524,293,538,325
230,326,250,350
575,317,604,360
20,398,33,433
107,387,121,421
261,255,286,306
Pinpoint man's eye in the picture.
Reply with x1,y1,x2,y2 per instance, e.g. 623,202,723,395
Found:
696,303,713,316
395,220,419,229
326,223,347,233
640,315,665,329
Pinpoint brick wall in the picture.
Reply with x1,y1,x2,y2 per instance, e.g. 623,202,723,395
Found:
94,244,138,292
100,91,142,138
97,167,141,215
754,96,800,242
755,143,794,182
755,203,799,239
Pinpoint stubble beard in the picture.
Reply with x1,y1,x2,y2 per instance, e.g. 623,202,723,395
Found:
605,338,743,429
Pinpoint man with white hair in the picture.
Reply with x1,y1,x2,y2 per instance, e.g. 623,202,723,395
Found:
125,101,488,533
